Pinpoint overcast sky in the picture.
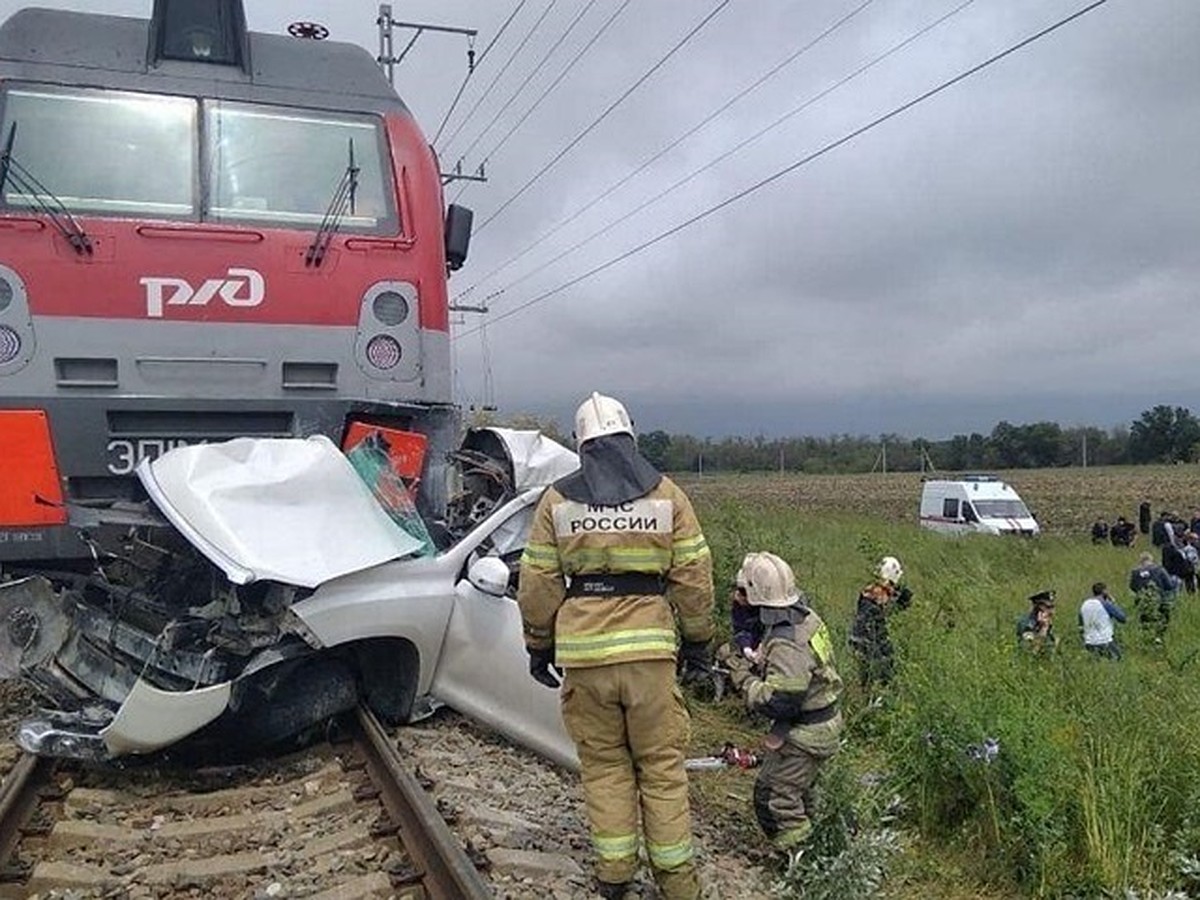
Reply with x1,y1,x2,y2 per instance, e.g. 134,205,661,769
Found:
3,0,1197,439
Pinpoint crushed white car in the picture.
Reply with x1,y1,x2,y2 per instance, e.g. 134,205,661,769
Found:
0,428,580,769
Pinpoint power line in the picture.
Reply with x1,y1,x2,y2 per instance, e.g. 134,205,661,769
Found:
454,0,880,303
449,0,601,178
481,0,980,308
452,0,634,209
431,0,529,147
473,0,735,236
455,0,1110,340
438,0,561,155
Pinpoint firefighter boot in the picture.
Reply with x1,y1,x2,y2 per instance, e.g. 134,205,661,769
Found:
594,880,630,899
654,863,701,900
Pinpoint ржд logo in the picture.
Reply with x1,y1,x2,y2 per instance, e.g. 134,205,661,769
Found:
140,268,265,318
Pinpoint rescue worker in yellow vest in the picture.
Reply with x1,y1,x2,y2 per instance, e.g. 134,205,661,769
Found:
518,392,715,900
716,552,844,854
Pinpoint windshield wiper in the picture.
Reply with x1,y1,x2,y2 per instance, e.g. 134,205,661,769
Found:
0,122,93,256
305,138,359,268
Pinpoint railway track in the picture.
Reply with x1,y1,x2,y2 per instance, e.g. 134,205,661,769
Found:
0,706,493,899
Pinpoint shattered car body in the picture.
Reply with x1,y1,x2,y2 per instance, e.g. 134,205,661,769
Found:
0,428,580,769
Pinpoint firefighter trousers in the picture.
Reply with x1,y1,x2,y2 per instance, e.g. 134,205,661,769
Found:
561,659,699,899
753,741,827,850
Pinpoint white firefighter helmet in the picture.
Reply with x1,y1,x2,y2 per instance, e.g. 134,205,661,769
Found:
877,556,904,585
574,392,634,446
742,551,800,608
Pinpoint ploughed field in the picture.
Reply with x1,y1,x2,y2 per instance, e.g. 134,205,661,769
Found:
676,463,1200,536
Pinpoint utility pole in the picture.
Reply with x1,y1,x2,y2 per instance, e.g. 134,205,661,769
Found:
375,4,485,186
377,4,476,86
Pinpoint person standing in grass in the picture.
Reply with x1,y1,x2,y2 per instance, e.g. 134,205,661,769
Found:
1129,552,1177,643
848,555,912,688
716,551,843,857
1078,582,1127,659
1016,590,1058,653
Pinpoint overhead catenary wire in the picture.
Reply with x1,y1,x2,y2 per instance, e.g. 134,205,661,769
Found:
473,0,735,236
451,0,634,213
472,0,976,307
454,0,1111,341
431,0,530,147
449,0,601,185
438,0,562,155
454,0,881,303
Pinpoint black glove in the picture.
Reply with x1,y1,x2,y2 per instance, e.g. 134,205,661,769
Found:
896,586,913,609
678,640,713,685
528,648,563,689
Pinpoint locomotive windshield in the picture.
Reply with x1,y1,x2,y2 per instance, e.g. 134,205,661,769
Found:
0,84,397,232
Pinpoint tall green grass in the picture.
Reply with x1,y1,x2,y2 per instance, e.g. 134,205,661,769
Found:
696,498,1200,898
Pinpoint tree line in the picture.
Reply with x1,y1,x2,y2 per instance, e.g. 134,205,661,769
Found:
489,404,1200,474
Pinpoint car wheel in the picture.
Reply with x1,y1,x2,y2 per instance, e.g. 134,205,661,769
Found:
223,657,359,753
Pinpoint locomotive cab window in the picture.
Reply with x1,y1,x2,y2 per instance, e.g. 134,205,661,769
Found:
204,102,396,233
0,86,195,217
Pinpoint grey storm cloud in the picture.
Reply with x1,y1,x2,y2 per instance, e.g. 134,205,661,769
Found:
2,0,1196,438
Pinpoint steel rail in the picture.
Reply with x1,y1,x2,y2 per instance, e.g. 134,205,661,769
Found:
0,754,51,874
353,706,493,900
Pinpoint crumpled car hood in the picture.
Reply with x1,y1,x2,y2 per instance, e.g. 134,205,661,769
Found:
483,427,579,490
136,436,426,588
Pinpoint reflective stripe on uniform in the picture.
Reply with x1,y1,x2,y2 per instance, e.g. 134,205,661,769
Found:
766,674,810,691
647,837,695,870
809,623,834,664
561,546,672,573
774,820,813,850
557,628,679,663
593,831,639,861
672,534,710,566
520,542,560,570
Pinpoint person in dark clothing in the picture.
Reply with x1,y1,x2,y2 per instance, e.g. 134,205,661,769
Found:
1162,538,1194,591
1181,532,1200,594
1151,511,1180,549
1139,501,1152,536
849,556,912,688
1091,520,1109,544
1110,517,1137,547
1016,590,1058,653
1129,552,1177,642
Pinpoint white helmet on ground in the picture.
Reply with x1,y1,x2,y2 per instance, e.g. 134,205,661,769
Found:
742,551,800,608
877,556,904,585
574,392,634,446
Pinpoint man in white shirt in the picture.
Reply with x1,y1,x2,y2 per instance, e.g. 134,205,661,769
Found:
1079,582,1127,659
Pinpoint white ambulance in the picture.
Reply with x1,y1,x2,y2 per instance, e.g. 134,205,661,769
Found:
919,475,1040,535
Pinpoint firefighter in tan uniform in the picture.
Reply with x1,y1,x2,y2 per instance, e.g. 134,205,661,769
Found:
518,393,715,900
716,552,843,854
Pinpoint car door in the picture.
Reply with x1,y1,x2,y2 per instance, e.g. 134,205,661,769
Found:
428,492,579,770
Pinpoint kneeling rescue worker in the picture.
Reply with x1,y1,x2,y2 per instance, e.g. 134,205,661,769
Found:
716,552,844,854
517,392,715,900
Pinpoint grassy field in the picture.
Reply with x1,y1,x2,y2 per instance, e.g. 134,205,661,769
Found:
681,466,1200,900
676,464,1200,537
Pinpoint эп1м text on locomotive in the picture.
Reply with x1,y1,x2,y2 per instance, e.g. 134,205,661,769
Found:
0,0,471,566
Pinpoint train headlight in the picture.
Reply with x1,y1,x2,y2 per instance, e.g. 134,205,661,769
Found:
0,325,21,364
0,279,11,313
372,290,409,326
365,334,402,370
